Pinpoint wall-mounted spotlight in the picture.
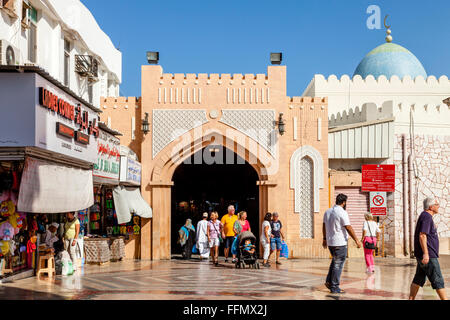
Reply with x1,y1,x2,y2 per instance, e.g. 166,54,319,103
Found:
142,112,150,135
270,52,282,65
147,51,159,64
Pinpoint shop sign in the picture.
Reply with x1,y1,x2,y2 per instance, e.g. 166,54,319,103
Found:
35,74,99,163
39,87,99,138
370,192,387,215
93,129,120,181
361,165,395,192
0,73,99,163
120,156,141,185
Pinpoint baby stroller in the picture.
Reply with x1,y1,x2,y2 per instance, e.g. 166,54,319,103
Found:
235,231,260,269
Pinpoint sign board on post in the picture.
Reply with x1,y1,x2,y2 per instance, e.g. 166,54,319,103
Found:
362,165,395,192
370,192,387,215
119,156,142,186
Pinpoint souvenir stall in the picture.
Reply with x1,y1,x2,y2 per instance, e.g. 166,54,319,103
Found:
0,161,33,279
112,146,153,260
83,124,127,264
0,67,99,279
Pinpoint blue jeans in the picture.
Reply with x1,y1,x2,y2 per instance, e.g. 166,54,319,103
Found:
326,245,347,291
270,237,282,251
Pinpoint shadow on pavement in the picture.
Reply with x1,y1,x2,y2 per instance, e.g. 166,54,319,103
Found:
0,285,66,300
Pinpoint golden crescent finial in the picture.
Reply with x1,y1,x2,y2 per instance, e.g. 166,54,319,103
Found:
384,15,391,29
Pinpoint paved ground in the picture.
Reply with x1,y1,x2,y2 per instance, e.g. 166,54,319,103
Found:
1,255,449,300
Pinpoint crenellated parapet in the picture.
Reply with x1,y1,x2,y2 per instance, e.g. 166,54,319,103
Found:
329,100,450,130
101,96,141,108
309,74,450,89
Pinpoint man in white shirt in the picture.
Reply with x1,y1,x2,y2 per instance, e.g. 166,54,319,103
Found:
323,194,361,293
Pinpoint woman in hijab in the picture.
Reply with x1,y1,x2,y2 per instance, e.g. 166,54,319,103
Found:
178,219,196,259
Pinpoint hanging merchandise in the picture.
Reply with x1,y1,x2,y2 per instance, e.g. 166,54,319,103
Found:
0,199,15,218
78,209,89,237
0,240,10,256
26,231,37,269
29,216,38,232
133,216,140,235
0,221,14,241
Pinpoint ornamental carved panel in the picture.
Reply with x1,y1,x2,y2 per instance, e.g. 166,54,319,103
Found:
152,110,208,158
219,109,276,156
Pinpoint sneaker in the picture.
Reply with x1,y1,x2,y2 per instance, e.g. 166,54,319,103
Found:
224,259,229,263
263,263,271,268
330,288,346,294
276,261,282,265
232,259,236,263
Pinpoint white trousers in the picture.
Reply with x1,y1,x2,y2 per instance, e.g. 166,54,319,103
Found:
261,239,270,260
197,241,210,258
64,238,78,270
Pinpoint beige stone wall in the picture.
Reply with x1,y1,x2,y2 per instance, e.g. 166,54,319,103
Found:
101,65,331,260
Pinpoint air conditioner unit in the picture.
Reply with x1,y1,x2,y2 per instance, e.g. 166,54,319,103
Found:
0,39,20,66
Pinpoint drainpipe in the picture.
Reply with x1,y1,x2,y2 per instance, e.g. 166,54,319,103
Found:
408,154,414,258
402,134,409,256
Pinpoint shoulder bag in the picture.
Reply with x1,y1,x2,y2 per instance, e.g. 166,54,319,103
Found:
212,221,223,244
364,222,376,250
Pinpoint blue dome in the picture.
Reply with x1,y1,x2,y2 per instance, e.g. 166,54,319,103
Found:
353,43,427,79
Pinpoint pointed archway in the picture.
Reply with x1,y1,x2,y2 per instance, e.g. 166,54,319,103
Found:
171,145,260,256
149,127,273,260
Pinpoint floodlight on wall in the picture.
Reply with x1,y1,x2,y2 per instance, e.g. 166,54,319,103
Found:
270,52,282,65
147,51,159,64
142,112,150,135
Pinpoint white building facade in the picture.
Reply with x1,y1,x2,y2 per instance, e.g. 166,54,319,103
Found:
303,34,450,257
0,0,121,106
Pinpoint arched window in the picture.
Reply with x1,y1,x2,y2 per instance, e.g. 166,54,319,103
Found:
290,145,324,239
298,156,314,238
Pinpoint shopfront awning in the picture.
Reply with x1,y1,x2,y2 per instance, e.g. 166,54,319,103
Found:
17,157,94,213
113,186,153,224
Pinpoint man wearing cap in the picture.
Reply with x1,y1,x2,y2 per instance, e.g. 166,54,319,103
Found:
44,222,60,249
196,212,210,261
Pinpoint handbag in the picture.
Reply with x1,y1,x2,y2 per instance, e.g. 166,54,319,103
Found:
364,222,377,250
212,222,223,244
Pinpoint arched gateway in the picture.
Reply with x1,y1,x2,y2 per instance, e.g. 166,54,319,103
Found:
101,65,330,260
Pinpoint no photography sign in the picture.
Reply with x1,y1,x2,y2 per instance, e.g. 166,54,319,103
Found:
370,192,387,215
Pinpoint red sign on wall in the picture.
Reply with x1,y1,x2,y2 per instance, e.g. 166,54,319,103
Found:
362,165,395,192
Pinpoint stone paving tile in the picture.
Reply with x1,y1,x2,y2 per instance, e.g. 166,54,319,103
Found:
0,256,449,300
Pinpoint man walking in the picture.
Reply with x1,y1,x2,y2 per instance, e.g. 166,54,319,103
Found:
221,205,238,263
323,194,361,293
409,198,447,300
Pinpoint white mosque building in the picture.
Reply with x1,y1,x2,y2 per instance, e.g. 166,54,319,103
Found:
303,27,450,258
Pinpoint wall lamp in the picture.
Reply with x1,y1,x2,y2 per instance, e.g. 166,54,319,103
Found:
276,112,285,136
142,112,150,135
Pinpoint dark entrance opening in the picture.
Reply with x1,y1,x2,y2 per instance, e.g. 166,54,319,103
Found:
171,146,259,256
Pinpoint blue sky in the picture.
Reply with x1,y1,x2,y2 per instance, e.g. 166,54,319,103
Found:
81,0,450,98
